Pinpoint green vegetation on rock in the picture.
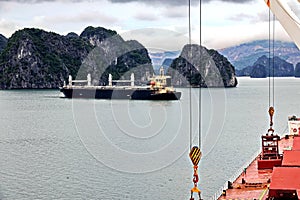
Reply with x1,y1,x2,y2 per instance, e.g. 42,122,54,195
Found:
0,26,153,89
169,44,237,87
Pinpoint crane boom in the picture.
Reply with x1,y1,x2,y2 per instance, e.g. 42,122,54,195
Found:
265,0,300,49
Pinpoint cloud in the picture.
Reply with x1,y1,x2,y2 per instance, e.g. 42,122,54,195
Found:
28,11,120,36
121,28,189,51
256,11,269,23
203,21,292,49
134,12,159,21
108,0,198,6
227,12,273,24
0,0,254,5
0,19,19,37
0,0,55,2
49,11,119,24
227,13,259,23
108,0,254,5
162,6,187,18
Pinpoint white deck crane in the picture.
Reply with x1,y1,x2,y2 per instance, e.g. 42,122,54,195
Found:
264,0,300,49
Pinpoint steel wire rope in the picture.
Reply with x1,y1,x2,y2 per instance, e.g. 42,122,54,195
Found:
269,8,272,108
268,8,276,109
188,0,202,151
198,0,202,151
188,0,193,151
272,14,275,108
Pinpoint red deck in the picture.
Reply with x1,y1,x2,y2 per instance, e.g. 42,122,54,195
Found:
269,167,300,189
282,150,300,167
218,135,295,200
269,167,300,198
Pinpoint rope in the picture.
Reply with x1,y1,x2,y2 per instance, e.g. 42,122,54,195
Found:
272,14,275,107
188,0,192,151
187,0,202,200
267,6,276,133
188,0,203,151
268,8,275,108
268,7,271,108
189,0,192,48
198,0,202,150
188,0,202,151
188,1,203,199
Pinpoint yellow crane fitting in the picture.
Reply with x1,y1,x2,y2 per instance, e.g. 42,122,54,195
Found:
268,106,275,132
189,146,202,200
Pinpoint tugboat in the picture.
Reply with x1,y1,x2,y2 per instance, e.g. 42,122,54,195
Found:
59,67,181,100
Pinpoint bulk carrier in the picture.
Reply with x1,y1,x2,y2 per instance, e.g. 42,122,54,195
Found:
60,67,181,100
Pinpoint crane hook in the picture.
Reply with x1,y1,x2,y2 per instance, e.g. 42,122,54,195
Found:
189,147,202,200
268,107,274,132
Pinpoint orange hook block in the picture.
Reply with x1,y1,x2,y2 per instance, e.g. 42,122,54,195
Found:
190,165,202,200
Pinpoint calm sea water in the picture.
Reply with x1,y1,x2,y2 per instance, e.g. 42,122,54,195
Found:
1,77,300,200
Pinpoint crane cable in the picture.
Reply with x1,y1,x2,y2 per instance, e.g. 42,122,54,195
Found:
268,5,276,133
198,0,202,152
188,0,203,199
189,0,193,151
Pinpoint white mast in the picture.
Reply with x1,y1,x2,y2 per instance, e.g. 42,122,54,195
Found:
265,0,300,49
108,74,112,86
130,73,135,87
68,75,72,86
87,74,91,86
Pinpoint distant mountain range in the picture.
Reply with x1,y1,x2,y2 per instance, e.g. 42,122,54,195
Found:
237,55,294,78
219,40,300,70
148,50,180,74
149,39,300,78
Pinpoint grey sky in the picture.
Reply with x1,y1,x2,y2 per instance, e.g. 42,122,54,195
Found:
0,0,254,4
108,0,254,3
0,0,298,49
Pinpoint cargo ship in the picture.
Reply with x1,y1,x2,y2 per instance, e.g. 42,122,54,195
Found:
216,0,300,199
60,67,181,100
217,116,300,200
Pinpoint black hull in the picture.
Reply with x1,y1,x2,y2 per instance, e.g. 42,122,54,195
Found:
60,88,181,100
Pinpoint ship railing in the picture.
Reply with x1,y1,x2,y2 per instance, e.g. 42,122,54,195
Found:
210,149,261,200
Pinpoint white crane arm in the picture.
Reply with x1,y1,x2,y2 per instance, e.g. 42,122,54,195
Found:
265,0,300,49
